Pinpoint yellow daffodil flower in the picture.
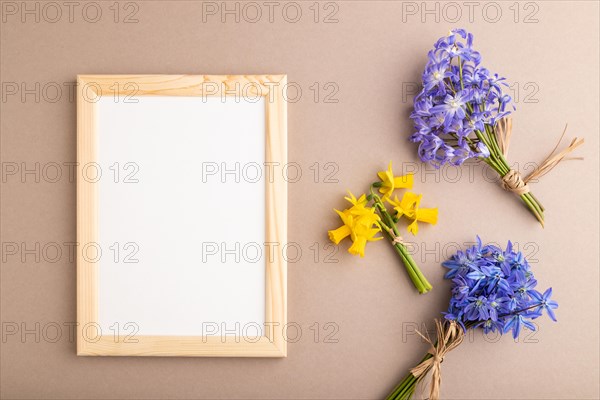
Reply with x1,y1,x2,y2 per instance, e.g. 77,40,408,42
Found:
388,192,438,235
377,162,414,200
328,210,354,244
340,191,380,224
348,221,382,257
328,191,382,256
344,191,368,207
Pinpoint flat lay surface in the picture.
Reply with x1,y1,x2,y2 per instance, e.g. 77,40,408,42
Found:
1,1,599,398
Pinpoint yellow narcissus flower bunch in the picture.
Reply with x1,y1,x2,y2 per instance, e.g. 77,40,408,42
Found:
328,192,382,257
327,161,438,294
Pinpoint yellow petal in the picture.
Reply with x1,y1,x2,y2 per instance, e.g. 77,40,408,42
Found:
358,213,381,228
385,163,395,181
386,195,401,207
377,170,389,182
348,235,367,257
398,192,421,219
328,225,351,244
377,162,395,190
401,192,421,208
334,208,352,225
407,219,419,236
365,227,383,241
347,203,379,224
379,187,394,201
351,220,370,235
344,191,367,207
416,208,438,225
344,191,358,205
393,173,414,189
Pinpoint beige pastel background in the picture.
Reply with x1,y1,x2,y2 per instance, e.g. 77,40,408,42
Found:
1,1,598,399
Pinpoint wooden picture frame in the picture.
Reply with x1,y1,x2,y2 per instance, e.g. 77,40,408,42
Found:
77,75,287,357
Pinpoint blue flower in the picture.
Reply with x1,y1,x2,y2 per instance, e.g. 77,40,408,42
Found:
507,277,536,308
442,249,471,279
464,295,491,321
443,236,558,339
423,61,451,93
409,29,515,168
503,314,537,339
486,294,507,321
430,90,472,128
530,288,559,321
479,318,504,334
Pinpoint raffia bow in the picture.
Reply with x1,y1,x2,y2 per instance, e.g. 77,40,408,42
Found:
379,222,405,246
391,232,405,245
495,118,584,196
410,319,464,400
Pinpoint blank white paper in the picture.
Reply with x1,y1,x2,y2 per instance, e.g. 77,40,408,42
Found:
96,95,266,336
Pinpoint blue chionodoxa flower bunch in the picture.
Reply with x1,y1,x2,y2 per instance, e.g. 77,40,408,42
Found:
410,28,514,167
442,237,558,339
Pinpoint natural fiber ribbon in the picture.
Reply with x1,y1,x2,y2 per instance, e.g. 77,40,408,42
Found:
381,223,405,246
410,319,465,400
391,233,405,245
495,117,584,195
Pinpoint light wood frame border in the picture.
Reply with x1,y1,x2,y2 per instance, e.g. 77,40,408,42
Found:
77,75,287,357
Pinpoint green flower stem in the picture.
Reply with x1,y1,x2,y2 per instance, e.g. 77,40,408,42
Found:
480,152,545,226
386,361,423,400
385,321,473,400
451,64,545,225
370,188,432,294
391,235,430,294
529,192,545,212
477,125,545,225
395,243,432,294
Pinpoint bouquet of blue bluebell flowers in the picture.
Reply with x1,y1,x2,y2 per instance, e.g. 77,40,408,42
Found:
386,237,558,400
410,29,583,226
